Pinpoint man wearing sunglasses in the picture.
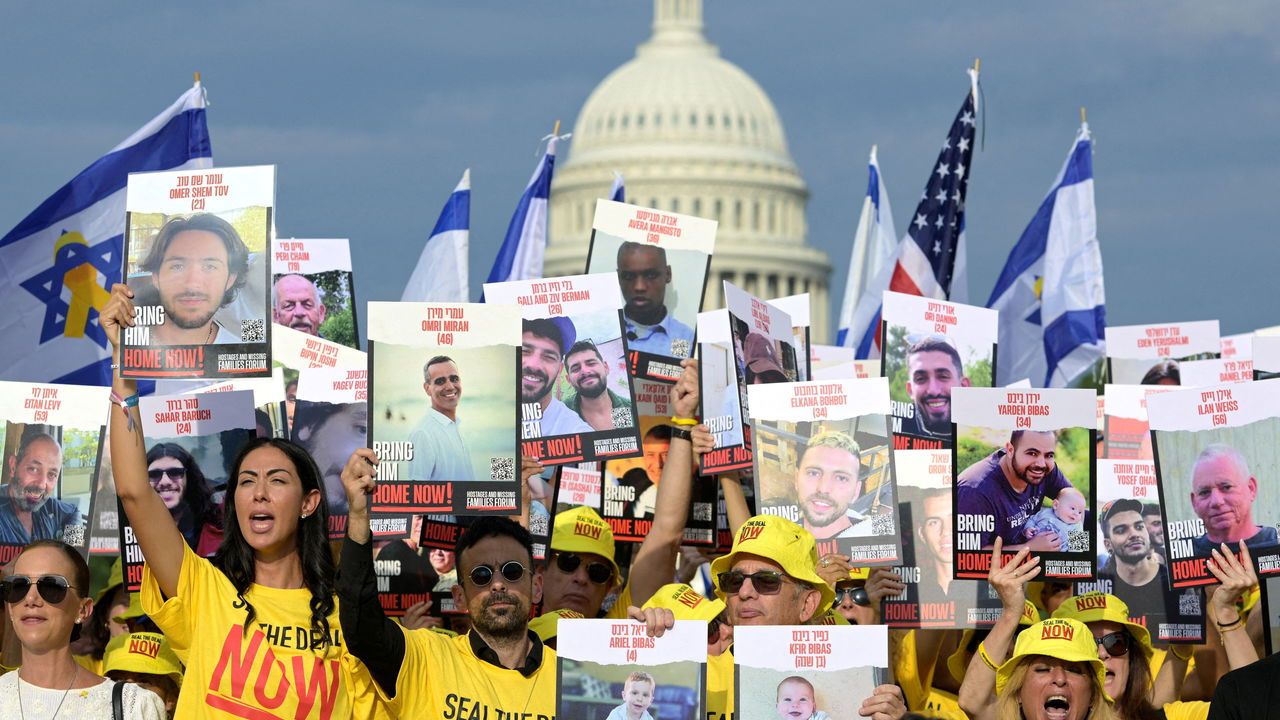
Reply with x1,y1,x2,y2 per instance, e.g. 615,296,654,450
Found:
339,454,556,718
616,242,694,358
0,432,82,546
408,355,475,482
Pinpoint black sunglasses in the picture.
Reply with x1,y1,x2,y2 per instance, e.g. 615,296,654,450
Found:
835,586,870,607
1,575,75,605
147,467,187,482
1094,630,1130,657
554,552,613,585
718,569,793,595
707,613,727,643
468,561,527,588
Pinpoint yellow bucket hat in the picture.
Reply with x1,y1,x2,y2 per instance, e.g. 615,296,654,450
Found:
550,506,620,580
996,618,1108,699
709,515,835,616
103,631,183,687
529,608,585,643
948,600,1039,682
94,558,124,604
112,591,145,624
642,583,725,622
1052,592,1151,660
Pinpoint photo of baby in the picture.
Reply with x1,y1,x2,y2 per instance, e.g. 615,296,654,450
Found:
1022,486,1087,551
776,677,827,720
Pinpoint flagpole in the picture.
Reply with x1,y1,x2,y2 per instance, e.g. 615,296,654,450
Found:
194,71,201,85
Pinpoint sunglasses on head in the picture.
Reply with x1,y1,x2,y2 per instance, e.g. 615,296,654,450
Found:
1094,630,1130,657
835,586,870,607
717,569,793,595
147,467,187,482
1,574,75,605
468,561,527,588
554,552,613,585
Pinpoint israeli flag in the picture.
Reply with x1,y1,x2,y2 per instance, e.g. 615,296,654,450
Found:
402,169,470,302
988,124,1105,387
609,171,625,203
482,135,563,295
0,83,212,385
836,146,896,347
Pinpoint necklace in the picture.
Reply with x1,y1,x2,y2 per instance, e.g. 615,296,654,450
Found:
17,664,78,720
206,322,217,343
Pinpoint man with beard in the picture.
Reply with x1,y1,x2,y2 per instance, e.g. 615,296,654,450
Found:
138,213,250,345
897,337,970,441
1142,502,1167,562
0,432,82,545
272,274,326,336
408,356,475,481
791,431,874,540
956,430,1074,551
521,318,592,437
340,454,556,718
1094,499,1171,621
616,242,694,358
563,340,632,431
1188,444,1277,557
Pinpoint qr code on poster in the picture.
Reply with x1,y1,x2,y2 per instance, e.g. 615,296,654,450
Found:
692,503,713,522
670,339,690,358
1178,591,1201,616
872,514,895,536
61,523,84,548
491,456,515,481
611,406,634,428
1066,530,1089,553
241,318,265,342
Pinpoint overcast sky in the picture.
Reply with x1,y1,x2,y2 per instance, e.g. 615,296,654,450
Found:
3,1,1278,341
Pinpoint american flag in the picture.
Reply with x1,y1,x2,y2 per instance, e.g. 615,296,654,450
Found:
888,83,977,299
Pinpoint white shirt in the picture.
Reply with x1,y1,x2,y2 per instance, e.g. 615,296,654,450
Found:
407,407,475,481
539,397,593,437
0,673,166,720
213,320,241,344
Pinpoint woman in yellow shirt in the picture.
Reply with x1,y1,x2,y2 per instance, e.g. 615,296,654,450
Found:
101,284,372,719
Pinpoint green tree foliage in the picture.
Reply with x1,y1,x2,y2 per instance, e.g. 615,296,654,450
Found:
319,310,358,350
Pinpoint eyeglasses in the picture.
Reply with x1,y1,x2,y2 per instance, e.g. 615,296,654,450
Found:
618,269,664,283
468,561,527,588
835,586,870,607
1094,631,1130,657
554,552,614,585
1,575,75,605
147,467,187,482
717,569,794,595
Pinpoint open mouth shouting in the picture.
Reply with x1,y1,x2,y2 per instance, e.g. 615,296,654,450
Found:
247,511,276,535
1043,694,1071,720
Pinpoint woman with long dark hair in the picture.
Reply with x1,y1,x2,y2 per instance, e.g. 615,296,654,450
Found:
145,442,222,554
101,284,370,719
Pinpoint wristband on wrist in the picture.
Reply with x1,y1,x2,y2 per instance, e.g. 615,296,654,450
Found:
670,416,699,426
1216,612,1243,630
978,642,1000,671
671,426,693,442
110,390,140,431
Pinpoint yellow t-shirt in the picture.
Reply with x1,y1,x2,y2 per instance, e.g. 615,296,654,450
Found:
923,688,970,720
604,583,634,619
707,649,734,720
141,542,373,719
1163,701,1210,720
365,625,557,719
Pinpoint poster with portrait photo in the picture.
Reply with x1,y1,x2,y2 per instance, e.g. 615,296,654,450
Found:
734,625,888,720
120,389,256,590
1262,573,1280,656
699,309,750,474
768,294,813,383
880,291,997,451
809,345,878,382
1105,320,1220,386
291,366,367,538
1220,333,1252,362
1254,335,1280,381
1180,358,1253,387
881,449,997,628
121,166,274,379
1073,459,1205,643
557,618,707,720
485,273,643,466
748,378,900,564
584,199,716,383
271,237,359,349
1148,380,1280,588
528,465,588,562
368,302,521,516
87,427,120,556
0,382,108,564
271,323,366,438
373,515,443,618
188,366,289,439
951,387,1097,580
1101,384,1175,461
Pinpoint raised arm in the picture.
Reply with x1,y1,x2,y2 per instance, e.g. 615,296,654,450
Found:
337,448,407,697
101,284,187,599
626,360,709,606
958,539,1039,719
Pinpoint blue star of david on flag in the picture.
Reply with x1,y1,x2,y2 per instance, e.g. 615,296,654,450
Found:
20,232,121,347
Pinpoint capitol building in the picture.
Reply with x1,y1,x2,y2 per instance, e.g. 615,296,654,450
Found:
544,0,833,341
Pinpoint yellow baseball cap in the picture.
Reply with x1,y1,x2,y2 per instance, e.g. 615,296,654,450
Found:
529,608,586,643
642,583,725,622
103,631,183,687
550,506,620,580
996,618,1108,699
1052,592,1151,660
947,600,1039,683
709,515,835,616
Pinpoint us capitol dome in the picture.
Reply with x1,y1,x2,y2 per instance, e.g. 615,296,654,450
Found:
544,0,833,340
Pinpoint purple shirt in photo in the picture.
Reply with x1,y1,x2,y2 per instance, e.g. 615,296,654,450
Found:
956,449,1072,547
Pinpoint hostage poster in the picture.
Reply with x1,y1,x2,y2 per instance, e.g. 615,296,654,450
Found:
734,625,888,720
1105,320,1220,385
271,237,359,349
121,165,274,379
368,302,521,516
484,273,643,466
584,199,716,382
